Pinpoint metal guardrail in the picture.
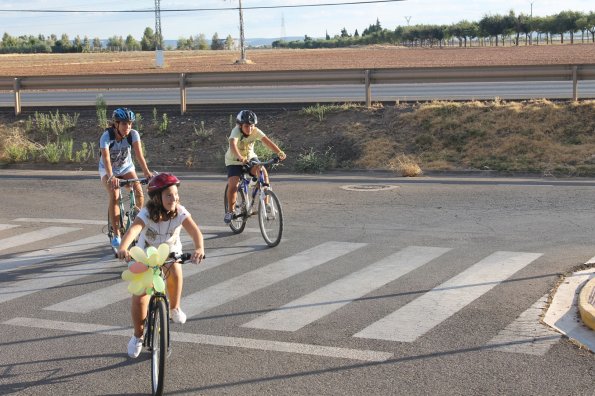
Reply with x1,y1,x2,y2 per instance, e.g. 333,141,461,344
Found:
4,64,595,115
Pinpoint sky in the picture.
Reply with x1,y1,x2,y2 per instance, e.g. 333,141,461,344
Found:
1,0,593,40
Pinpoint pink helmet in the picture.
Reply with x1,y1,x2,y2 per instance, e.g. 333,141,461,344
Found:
148,173,180,197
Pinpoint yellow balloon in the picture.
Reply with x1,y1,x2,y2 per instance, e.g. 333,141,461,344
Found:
141,268,154,288
157,243,170,265
121,269,134,281
129,246,148,263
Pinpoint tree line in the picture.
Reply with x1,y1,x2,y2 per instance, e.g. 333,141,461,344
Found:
273,10,595,48
0,27,236,54
1,9,593,54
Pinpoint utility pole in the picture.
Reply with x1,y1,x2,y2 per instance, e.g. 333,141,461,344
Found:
154,0,164,67
405,16,411,26
529,1,534,45
236,0,249,63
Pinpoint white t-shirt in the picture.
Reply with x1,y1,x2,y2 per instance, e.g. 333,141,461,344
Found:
98,128,141,176
136,204,190,255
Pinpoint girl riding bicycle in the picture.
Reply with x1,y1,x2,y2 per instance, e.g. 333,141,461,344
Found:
99,107,153,250
116,173,205,358
224,110,286,224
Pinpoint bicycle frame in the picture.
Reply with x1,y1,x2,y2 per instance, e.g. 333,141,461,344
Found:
106,177,148,251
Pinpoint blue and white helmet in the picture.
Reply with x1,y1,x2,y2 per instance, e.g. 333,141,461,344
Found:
112,107,135,122
236,110,257,125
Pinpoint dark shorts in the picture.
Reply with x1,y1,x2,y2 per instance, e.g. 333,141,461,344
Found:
227,157,257,178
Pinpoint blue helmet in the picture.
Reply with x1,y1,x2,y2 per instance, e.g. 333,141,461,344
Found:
112,107,135,122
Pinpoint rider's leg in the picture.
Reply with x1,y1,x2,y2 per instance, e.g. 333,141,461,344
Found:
165,262,183,310
131,294,150,338
227,175,240,212
102,175,121,237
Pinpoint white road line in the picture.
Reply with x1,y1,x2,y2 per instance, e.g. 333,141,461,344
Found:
13,218,106,225
0,254,120,304
0,234,108,273
486,295,561,355
0,226,80,252
0,224,19,231
3,317,393,362
243,246,451,332
354,251,542,342
45,238,266,313
182,241,367,318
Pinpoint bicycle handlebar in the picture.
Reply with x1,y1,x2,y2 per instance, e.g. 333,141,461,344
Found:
242,155,280,170
163,252,204,265
118,177,149,187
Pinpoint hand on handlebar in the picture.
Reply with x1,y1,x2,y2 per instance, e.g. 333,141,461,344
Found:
191,248,206,264
117,248,130,261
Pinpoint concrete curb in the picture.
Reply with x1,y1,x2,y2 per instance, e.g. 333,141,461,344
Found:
578,277,595,331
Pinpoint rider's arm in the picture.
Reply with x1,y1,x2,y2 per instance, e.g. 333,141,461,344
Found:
131,140,153,178
117,217,145,260
261,136,286,160
229,138,246,163
182,216,205,264
101,147,119,189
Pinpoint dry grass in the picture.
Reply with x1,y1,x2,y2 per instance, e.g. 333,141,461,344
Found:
388,154,423,177
2,99,595,176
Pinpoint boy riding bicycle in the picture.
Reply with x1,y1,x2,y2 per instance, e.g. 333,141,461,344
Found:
99,107,153,249
224,110,286,224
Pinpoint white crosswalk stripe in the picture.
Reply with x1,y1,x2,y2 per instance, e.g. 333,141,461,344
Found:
0,219,563,357
46,237,266,313
242,246,451,332
0,226,80,253
181,241,367,318
0,233,108,273
354,251,543,342
0,224,19,231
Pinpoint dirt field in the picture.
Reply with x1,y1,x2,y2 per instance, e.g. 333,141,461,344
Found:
1,44,594,76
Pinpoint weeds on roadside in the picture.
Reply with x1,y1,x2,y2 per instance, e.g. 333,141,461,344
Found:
152,108,158,125
388,154,423,177
193,121,212,138
294,147,335,173
135,113,143,132
27,110,79,143
96,95,108,129
301,103,359,121
4,143,29,162
159,113,169,134
254,137,285,162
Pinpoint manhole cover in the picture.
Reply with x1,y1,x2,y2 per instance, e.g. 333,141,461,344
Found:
340,184,398,192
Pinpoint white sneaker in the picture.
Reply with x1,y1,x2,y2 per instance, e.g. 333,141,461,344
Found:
170,307,187,324
127,335,143,358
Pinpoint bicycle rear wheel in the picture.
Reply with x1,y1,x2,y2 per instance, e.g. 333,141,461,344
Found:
258,189,283,247
150,298,168,396
224,184,247,234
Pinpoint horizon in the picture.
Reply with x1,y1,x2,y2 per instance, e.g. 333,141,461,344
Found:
0,1,593,41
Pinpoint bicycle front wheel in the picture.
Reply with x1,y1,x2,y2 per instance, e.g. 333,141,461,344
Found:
258,189,283,247
224,184,247,234
151,298,168,396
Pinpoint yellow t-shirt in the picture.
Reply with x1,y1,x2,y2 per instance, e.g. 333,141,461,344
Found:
224,125,266,166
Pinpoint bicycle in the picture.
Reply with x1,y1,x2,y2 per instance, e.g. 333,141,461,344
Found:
223,156,284,247
143,251,192,396
105,177,149,256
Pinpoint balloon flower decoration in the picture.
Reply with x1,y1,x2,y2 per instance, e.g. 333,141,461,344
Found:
121,243,170,296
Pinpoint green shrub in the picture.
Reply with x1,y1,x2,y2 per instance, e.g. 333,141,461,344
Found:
4,143,29,162
96,95,108,129
294,147,335,173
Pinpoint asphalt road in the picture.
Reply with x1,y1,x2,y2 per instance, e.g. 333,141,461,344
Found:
0,170,594,395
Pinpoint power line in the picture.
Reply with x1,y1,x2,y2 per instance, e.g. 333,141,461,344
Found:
0,0,406,13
